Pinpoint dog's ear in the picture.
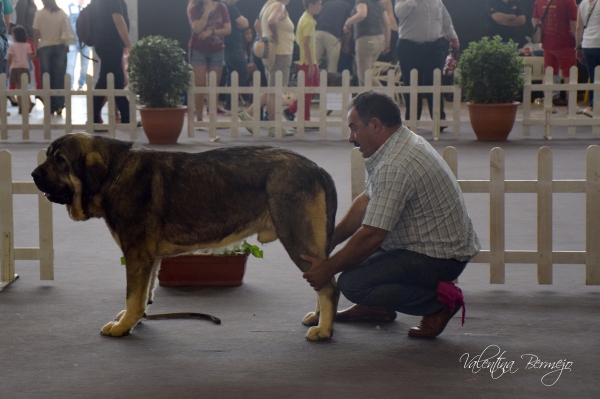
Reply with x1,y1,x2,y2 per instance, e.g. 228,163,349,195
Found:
81,152,108,194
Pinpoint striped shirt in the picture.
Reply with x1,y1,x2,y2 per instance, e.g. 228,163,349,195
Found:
363,126,480,261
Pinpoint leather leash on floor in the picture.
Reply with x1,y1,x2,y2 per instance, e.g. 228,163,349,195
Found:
143,312,221,325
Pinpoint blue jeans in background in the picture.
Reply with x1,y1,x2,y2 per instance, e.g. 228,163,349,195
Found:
67,44,91,89
583,48,600,108
224,49,248,110
337,248,467,317
37,44,67,113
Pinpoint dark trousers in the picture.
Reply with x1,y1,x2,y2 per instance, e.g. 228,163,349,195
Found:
93,45,129,124
337,249,467,316
397,38,447,121
224,49,249,109
583,48,600,108
37,44,67,113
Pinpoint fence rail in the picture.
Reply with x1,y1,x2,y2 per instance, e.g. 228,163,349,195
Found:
0,150,53,291
350,146,600,285
1,66,600,142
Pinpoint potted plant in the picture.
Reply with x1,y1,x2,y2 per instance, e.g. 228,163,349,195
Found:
456,36,524,141
158,241,264,286
128,35,192,144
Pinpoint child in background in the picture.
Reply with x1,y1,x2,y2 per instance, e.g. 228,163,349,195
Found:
7,25,35,114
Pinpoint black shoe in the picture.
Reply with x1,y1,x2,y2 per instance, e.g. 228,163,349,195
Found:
7,96,18,106
283,108,295,121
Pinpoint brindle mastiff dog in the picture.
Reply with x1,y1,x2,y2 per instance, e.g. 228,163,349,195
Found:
32,133,339,341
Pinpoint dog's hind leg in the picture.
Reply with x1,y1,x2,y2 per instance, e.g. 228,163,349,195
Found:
147,258,161,305
101,251,155,337
269,186,339,341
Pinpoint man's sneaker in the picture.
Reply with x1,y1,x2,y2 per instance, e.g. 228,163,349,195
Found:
268,127,295,137
283,108,295,121
238,111,254,134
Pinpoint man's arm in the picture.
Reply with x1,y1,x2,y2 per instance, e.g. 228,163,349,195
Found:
0,1,6,60
571,20,577,39
267,2,286,44
236,15,249,30
302,224,388,291
394,0,417,21
331,192,370,248
491,12,524,26
112,13,131,49
576,8,584,63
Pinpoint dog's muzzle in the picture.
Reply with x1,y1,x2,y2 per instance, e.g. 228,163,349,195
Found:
31,169,73,205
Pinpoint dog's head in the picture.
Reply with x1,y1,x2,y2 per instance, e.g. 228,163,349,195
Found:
31,133,132,220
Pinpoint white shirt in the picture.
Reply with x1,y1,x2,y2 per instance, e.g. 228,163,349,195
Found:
580,0,600,48
394,0,458,43
33,8,68,48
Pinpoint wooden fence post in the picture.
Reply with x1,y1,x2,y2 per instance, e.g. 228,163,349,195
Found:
489,147,505,284
586,145,600,284
537,146,553,284
0,150,16,290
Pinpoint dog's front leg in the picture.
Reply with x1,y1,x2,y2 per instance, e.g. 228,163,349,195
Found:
305,279,339,341
101,253,154,337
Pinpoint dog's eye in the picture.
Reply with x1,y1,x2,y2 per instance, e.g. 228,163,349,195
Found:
55,155,66,165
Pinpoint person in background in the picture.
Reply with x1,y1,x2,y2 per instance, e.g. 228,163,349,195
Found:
1,0,12,74
33,0,69,115
395,0,459,123
576,0,600,117
487,0,526,44
283,0,322,124
343,0,391,86
239,0,295,137
377,0,399,65
301,90,480,339
91,0,131,127
15,0,41,95
314,0,352,73
67,0,91,90
187,0,231,129
222,0,248,111
8,24,35,113
532,0,578,108
0,1,8,69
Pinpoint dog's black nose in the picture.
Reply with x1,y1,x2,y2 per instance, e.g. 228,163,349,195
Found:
31,169,42,180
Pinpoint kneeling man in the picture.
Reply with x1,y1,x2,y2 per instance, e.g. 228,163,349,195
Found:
302,91,480,338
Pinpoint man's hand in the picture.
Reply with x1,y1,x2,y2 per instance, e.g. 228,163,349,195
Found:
301,254,335,291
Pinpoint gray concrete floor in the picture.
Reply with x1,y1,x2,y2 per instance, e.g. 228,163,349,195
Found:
1,107,599,398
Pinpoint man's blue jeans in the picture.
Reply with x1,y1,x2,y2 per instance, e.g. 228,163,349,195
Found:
67,44,91,89
224,49,248,110
37,44,67,113
337,249,467,317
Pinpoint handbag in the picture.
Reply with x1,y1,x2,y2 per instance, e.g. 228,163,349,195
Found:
61,14,77,46
531,0,555,44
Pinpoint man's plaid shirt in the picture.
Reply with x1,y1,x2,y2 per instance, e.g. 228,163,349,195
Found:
363,125,480,261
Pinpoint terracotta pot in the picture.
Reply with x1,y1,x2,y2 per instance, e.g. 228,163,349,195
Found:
158,254,249,286
466,102,520,141
139,106,187,144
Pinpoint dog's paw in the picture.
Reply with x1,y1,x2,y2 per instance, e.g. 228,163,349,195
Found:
101,321,131,337
305,326,332,341
302,312,319,326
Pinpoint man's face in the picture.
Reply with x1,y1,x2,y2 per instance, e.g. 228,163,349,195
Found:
309,0,323,14
348,108,376,158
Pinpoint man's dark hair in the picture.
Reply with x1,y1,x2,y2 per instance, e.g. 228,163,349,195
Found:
303,0,319,10
348,90,402,128
12,25,27,43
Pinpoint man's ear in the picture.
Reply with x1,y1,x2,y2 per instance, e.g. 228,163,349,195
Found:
370,117,384,134
83,152,108,193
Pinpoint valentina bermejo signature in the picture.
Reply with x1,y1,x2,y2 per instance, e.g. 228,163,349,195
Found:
460,345,573,386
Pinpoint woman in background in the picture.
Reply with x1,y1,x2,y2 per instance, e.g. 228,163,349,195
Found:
187,0,231,129
33,0,68,115
343,0,390,86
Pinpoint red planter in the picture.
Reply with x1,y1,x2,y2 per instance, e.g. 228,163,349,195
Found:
158,254,249,286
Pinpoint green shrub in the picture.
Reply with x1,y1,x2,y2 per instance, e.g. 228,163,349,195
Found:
127,35,192,108
456,36,524,104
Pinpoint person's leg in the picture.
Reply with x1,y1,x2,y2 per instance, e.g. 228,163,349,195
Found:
67,44,77,89
37,46,53,108
337,248,466,317
78,46,91,89
93,46,110,123
223,50,247,110
111,48,129,124
583,48,600,108
543,48,560,100
314,31,327,71
397,39,423,120
193,63,208,121
53,45,67,113
421,38,447,120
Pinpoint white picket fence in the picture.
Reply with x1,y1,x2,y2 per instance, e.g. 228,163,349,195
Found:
1,66,600,142
0,73,138,141
350,145,600,285
0,150,53,291
522,65,600,139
